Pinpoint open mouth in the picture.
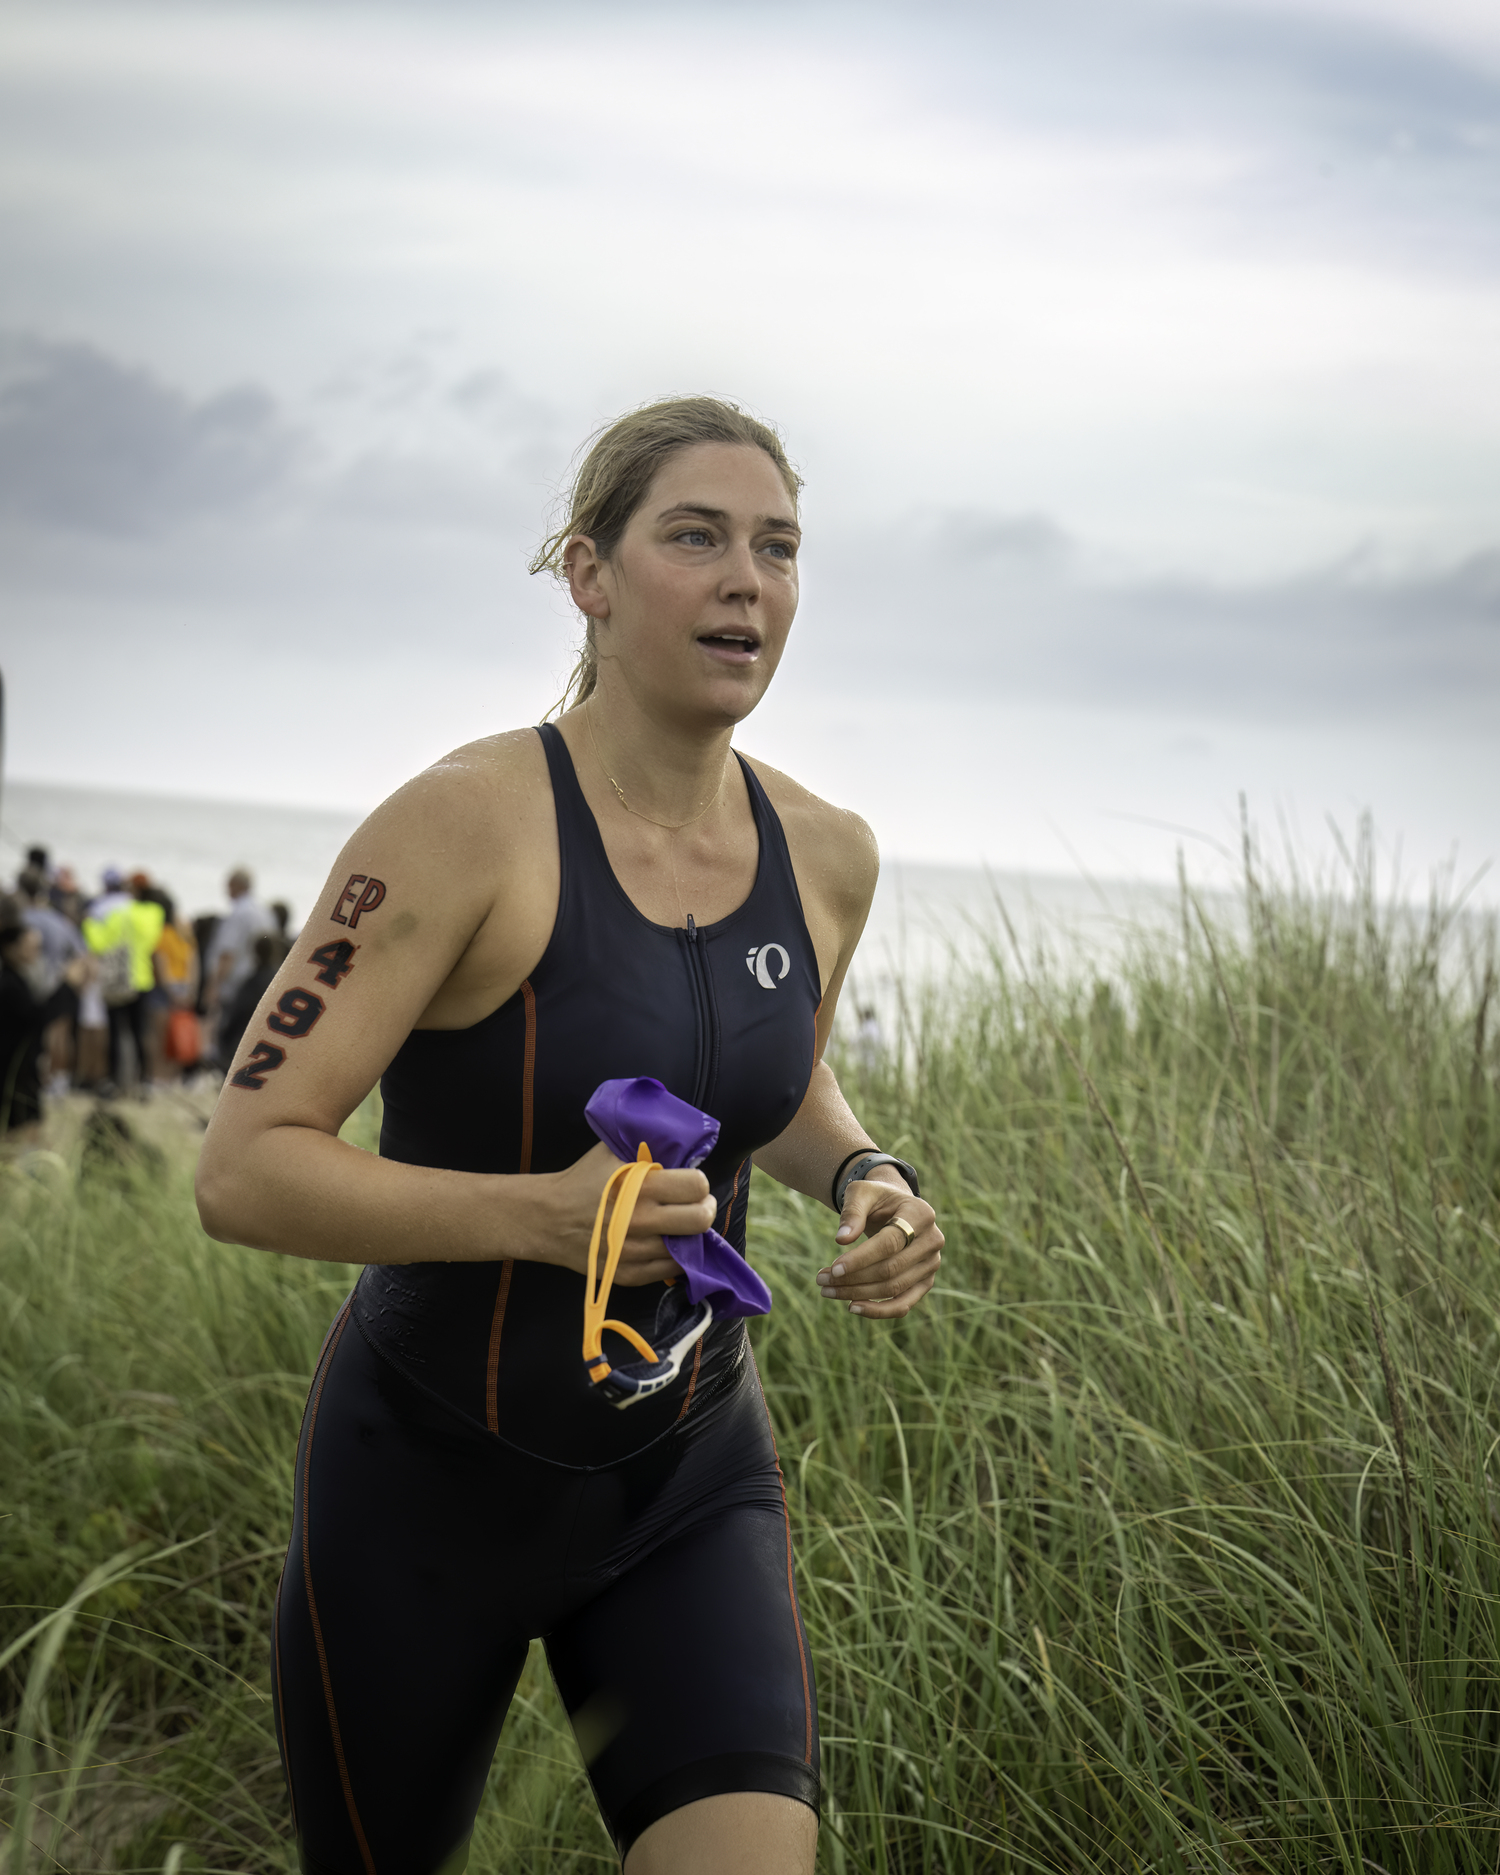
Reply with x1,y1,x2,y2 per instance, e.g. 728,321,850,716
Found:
697,630,761,659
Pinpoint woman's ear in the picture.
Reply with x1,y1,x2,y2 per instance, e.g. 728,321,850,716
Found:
564,535,610,621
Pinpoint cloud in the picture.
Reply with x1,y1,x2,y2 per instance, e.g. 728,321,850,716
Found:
0,332,571,542
806,510,1500,727
930,510,1073,567
881,0,1500,275
2,333,1495,737
1072,551,1500,729
312,362,567,533
0,334,302,533
316,449,535,534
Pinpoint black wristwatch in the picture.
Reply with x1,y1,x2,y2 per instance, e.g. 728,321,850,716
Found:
832,1151,921,1212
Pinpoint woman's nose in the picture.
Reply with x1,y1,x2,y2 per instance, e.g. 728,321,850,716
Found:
719,540,761,600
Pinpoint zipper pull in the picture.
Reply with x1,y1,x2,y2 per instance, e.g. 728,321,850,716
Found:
686,913,698,942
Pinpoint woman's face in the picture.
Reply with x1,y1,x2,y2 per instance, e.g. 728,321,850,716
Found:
569,442,800,727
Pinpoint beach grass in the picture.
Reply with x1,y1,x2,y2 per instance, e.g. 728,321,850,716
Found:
3,839,1498,1873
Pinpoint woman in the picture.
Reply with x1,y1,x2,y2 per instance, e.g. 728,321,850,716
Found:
196,397,943,1875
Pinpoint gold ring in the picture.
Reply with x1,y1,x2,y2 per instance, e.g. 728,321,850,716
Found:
890,1216,916,1247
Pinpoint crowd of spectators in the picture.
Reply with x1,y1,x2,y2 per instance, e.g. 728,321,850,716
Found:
0,843,294,1140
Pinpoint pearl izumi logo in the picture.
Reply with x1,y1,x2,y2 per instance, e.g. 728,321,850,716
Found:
746,943,791,989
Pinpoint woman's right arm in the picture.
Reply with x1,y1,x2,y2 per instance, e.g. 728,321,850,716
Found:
195,749,711,1276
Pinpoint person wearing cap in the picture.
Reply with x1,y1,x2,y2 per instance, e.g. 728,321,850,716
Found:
88,867,131,917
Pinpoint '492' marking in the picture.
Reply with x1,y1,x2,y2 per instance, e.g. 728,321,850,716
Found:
310,939,358,988
229,906,371,1092
266,987,325,1038
229,983,334,1092
230,1041,287,1091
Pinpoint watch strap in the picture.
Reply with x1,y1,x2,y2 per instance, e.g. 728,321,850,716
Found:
830,1145,879,1209
833,1152,920,1213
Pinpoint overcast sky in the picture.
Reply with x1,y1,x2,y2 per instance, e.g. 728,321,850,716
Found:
2,0,1497,893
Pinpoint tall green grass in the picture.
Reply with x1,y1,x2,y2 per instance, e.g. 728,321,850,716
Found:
3,850,1498,1872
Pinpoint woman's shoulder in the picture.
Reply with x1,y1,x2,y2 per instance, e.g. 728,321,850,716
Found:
738,752,879,921
372,728,552,841
323,729,557,943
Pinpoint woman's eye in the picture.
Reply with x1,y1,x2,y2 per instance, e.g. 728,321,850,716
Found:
676,528,712,547
764,540,796,561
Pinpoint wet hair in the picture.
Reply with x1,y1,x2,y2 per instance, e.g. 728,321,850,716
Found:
529,395,801,715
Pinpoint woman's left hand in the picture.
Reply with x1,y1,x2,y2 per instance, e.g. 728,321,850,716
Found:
816,1179,943,1320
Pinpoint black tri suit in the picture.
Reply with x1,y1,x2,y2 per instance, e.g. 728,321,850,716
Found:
273,723,824,1873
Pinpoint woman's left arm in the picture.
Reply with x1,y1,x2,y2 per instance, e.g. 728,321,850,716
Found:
755,1060,943,1319
749,779,943,1321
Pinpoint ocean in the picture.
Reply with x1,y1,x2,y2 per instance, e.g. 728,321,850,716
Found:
1,776,1199,993
3,779,363,933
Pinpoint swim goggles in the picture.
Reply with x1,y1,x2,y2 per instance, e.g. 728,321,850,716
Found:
583,1143,714,1409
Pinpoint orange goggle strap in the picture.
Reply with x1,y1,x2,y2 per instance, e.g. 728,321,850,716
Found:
583,1143,663,1383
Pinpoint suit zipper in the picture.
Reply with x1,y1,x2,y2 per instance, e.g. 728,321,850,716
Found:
684,914,719,1108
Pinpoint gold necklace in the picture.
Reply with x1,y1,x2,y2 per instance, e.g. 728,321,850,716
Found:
585,701,726,832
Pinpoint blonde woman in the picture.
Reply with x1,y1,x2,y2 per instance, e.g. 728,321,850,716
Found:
197,397,943,1875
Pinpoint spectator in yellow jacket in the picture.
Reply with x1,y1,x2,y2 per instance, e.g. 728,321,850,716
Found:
84,872,165,1093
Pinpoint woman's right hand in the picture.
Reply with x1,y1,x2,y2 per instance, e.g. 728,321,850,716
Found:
543,1141,717,1286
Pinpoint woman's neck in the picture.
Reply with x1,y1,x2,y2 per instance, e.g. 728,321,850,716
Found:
576,686,736,831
